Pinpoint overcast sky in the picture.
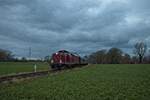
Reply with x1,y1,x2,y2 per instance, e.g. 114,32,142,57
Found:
0,0,150,58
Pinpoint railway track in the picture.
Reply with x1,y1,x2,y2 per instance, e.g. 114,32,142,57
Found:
0,71,51,83
0,64,87,83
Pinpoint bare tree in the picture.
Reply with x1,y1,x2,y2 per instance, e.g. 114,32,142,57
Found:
122,53,131,64
107,48,123,64
0,49,14,61
134,42,147,63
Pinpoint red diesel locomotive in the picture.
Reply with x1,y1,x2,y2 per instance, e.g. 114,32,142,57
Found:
50,50,86,69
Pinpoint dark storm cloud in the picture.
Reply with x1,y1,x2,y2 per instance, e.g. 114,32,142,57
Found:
0,0,150,58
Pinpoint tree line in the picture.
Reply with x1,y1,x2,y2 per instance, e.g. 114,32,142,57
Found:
0,49,14,61
84,42,149,64
0,49,43,62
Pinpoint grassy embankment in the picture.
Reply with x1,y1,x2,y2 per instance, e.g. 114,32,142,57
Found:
0,64,150,100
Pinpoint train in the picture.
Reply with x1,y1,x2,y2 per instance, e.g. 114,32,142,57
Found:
50,50,87,69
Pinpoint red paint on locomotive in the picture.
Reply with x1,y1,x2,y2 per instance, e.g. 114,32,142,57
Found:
50,50,81,69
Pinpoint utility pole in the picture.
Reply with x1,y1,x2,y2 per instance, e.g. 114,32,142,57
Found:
29,47,31,59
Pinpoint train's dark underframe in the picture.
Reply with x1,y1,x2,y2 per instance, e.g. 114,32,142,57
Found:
50,63,87,70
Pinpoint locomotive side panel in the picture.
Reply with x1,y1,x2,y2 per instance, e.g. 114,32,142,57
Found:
50,50,87,69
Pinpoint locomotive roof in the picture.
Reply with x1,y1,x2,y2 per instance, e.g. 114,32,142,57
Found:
58,50,80,57
58,50,69,53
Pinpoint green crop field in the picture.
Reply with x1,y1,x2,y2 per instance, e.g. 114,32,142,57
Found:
0,62,49,76
0,64,150,100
